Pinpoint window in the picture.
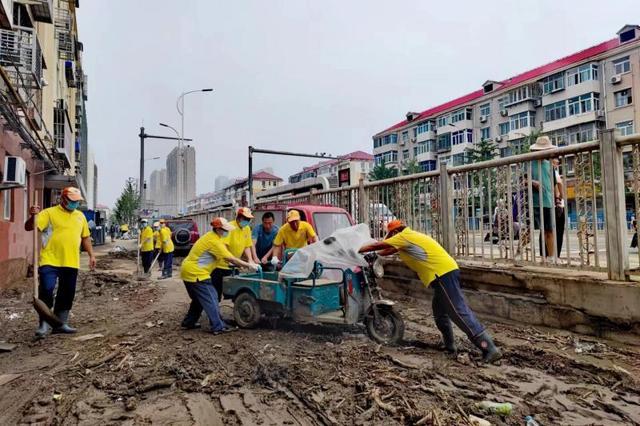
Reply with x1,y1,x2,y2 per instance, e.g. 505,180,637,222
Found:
480,127,490,140
500,147,512,158
614,89,632,107
414,141,430,156
616,120,634,136
479,103,491,116
452,129,473,145
509,111,535,130
567,63,598,86
437,133,451,151
402,149,409,160
542,72,565,94
544,101,566,122
437,115,449,127
374,150,398,165
511,138,527,155
568,123,595,144
313,213,352,239
3,189,12,221
402,131,408,142
453,153,466,166
390,134,397,144
499,122,510,135
419,160,437,172
498,97,507,111
613,56,631,74
415,121,434,135
568,93,599,115
451,109,465,123
506,86,532,105
548,130,567,147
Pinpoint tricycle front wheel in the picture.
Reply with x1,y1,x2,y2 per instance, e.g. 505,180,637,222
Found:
233,292,262,328
365,306,404,345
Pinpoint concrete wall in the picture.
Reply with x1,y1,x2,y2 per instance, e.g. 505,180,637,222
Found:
379,259,640,338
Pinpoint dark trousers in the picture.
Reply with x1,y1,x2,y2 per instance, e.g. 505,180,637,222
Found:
163,252,174,277
555,207,565,255
156,250,164,269
39,266,79,316
211,268,232,302
141,250,154,273
182,280,226,331
431,270,484,340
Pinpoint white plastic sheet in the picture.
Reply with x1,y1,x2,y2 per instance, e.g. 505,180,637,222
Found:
279,224,376,279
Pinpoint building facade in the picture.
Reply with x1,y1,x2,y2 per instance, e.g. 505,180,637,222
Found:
214,175,230,191
164,145,196,216
289,151,374,187
0,0,92,289
373,25,640,176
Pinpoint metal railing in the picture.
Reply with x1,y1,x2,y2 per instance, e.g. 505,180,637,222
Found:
252,130,640,281
54,102,73,167
0,25,43,89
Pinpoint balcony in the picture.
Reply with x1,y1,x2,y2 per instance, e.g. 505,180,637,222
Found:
27,0,54,24
54,100,73,168
0,25,43,89
55,5,74,60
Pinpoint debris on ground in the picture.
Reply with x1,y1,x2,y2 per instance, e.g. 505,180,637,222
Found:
0,342,16,352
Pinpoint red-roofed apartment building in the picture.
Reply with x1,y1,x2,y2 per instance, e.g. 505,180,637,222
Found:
288,151,374,187
373,25,640,174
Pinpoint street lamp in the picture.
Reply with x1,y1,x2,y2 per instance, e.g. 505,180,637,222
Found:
144,156,160,161
175,88,213,213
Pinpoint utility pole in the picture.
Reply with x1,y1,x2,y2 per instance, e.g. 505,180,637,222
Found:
138,126,193,217
247,147,337,208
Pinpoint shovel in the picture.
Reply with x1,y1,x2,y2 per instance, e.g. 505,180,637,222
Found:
31,191,63,327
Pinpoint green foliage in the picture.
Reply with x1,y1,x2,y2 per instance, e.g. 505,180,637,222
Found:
112,178,140,226
465,138,498,164
400,158,421,176
369,161,398,181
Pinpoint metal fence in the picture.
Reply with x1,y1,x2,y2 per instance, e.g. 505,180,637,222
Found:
250,129,639,281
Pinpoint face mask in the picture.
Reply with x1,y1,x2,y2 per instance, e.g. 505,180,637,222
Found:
65,201,80,211
221,230,229,238
239,220,250,228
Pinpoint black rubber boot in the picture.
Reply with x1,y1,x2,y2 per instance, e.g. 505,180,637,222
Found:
52,311,77,334
35,320,51,338
436,322,457,356
181,321,201,330
472,330,502,363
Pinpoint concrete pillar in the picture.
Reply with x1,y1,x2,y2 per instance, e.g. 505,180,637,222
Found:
358,178,369,225
439,162,455,253
600,129,629,280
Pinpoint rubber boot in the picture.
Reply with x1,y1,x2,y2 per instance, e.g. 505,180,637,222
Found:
472,330,502,363
52,310,77,334
435,320,457,356
181,320,201,330
35,320,51,338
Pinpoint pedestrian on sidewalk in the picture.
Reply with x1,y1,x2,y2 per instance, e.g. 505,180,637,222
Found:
139,219,154,274
159,219,175,279
530,136,556,258
359,220,501,363
180,217,260,333
153,221,163,270
24,187,96,338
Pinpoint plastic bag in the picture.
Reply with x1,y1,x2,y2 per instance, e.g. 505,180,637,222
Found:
279,223,376,279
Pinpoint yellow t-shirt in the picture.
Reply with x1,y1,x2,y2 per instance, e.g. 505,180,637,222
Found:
226,220,252,258
153,230,161,249
160,226,174,254
384,227,458,286
37,205,90,269
140,226,154,252
273,221,316,249
180,231,234,282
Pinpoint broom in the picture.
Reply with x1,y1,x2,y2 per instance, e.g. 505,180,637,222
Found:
32,190,63,327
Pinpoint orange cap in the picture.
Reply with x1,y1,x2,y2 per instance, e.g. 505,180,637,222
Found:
287,210,301,222
62,186,83,201
237,207,254,219
211,217,235,231
386,220,404,233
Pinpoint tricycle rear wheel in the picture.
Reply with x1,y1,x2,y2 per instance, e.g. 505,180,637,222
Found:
365,306,404,345
233,292,262,328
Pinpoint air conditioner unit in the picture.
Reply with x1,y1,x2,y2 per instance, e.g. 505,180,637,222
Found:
494,136,503,142
3,156,27,186
610,74,622,84
410,138,417,143
479,115,488,123
534,99,542,107
596,109,605,118
500,109,508,117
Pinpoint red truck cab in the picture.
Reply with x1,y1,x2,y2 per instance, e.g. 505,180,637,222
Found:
252,204,355,239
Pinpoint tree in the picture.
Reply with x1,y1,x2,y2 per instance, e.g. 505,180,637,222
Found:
400,158,421,176
369,161,398,181
465,138,498,164
112,178,140,227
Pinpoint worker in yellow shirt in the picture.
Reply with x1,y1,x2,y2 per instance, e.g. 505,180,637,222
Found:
159,219,175,279
211,207,258,301
152,221,162,270
359,220,501,363
272,210,318,261
24,187,96,338
180,217,259,333
139,218,154,274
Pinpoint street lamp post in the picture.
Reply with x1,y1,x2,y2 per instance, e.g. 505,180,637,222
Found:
175,88,213,214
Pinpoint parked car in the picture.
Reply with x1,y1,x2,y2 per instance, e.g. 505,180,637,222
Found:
165,219,200,253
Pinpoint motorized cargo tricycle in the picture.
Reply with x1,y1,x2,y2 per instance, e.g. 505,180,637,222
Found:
223,252,404,344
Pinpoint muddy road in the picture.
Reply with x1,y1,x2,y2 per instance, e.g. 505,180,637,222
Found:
1,242,639,425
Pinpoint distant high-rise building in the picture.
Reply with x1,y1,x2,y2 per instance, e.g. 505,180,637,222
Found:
149,168,167,215
166,146,196,215
215,175,230,191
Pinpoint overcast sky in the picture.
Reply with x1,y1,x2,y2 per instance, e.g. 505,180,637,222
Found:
77,0,640,207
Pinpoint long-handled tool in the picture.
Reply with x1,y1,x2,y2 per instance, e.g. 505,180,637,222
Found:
31,190,63,327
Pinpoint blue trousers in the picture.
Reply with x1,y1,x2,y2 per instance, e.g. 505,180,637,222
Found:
431,270,484,340
182,280,226,331
163,252,173,276
141,250,154,273
39,266,78,315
